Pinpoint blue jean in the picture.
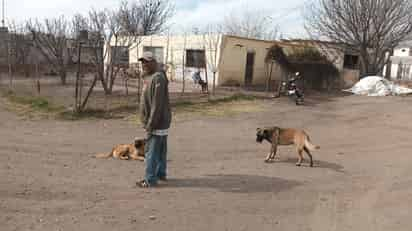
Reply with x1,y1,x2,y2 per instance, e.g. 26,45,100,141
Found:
144,135,168,185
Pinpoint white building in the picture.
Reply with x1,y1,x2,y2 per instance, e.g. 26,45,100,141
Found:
109,34,359,89
388,40,412,81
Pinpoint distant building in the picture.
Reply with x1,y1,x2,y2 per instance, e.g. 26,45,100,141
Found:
387,40,412,81
109,34,360,90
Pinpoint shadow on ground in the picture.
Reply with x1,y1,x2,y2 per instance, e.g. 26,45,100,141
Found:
272,157,345,173
165,174,302,193
299,91,353,107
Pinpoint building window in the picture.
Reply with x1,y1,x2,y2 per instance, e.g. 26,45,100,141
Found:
143,46,164,63
343,54,359,69
113,46,129,64
186,49,206,68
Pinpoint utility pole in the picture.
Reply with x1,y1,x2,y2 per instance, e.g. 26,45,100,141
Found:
1,0,5,27
75,41,82,112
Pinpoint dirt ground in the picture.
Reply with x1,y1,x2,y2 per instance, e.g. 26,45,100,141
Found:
1,89,412,230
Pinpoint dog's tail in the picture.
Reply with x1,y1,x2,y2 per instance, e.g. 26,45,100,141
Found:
94,152,112,159
304,137,320,151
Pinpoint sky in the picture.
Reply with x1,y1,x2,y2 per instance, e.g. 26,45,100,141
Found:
3,0,308,38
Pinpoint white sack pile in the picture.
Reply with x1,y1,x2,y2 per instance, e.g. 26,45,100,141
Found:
344,76,412,96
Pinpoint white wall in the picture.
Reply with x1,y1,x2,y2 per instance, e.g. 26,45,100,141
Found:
394,47,410,57
390,64,412,80
127,34,223,85
388,46,412,80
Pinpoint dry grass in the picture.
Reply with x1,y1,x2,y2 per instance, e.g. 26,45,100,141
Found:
0,90,66,120
1,81,265,121
172,94,265,121
123,94,265,124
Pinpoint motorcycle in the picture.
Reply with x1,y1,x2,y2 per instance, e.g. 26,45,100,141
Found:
281,73,304,105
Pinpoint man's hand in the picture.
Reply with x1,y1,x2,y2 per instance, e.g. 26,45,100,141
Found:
144,126,152,133
144,128,152,140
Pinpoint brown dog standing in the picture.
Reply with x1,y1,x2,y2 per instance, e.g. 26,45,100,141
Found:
256,127,320,167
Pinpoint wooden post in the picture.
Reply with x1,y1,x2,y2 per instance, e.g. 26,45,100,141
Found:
125,77,129,96
268,61,274,91
165,31,170,81
204,63,209,94
75,42,82,112
212,71,216,95
181,34,187,94
35,63,40,95
8,63,11,89
7,39,12,90
202,34,209,94
135,43,143,105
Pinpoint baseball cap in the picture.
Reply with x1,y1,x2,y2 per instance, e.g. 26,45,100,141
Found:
138,51,156,62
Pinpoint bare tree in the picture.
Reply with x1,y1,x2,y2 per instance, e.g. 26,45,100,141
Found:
26,16,71,85
82,8,110,96
81,8,128,96
202,25,221,95
8,22,42,93
305,0,412,77
8,22,32,76
105,9,125,94
264,44,288,95
181,32,187,94
123,0,174,101
223,8,279,40
82,8,121,95
71,14,89,38
82,0,173,96
68,13,101,112
118,1,144,102
139,0,174,35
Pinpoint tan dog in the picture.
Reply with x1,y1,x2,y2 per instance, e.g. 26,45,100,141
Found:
95,138,146,161
256,127,320,167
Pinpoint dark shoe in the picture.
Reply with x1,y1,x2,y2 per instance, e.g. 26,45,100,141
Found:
158,176,167,181
137,180,154,188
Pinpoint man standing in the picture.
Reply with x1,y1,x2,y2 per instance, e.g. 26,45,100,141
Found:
192,70,201,85
137,51,172,188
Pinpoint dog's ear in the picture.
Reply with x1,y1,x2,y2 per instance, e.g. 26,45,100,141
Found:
134,138,145,147
135,140,143,147
256,128,261,132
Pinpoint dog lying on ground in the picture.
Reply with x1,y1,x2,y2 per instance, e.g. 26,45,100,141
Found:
94,138,146,161
256,127,320,167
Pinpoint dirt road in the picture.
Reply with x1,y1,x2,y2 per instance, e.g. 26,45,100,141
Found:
1,94,412,231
